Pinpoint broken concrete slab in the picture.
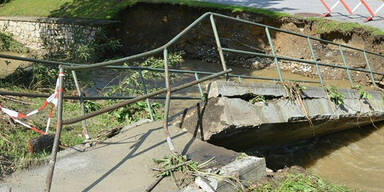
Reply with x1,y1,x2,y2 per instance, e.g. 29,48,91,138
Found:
1,121,265,192
175,81,384,149
180,156,265,192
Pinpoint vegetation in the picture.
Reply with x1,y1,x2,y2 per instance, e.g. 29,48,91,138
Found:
326,85,345,105
153,153,243,190
0,32,28,53
0,94,123,177
249,95,266,104
0,0,287,19
352,85,372,101
0,26,176,177
250,169,351,192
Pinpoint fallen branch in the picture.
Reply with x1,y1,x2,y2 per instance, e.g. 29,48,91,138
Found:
145,175,166,192
0,95,32,105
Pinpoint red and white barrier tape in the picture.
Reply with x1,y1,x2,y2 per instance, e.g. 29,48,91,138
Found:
320,0,383,22
0,72,64,135
321,0,353,17
361,0,384,22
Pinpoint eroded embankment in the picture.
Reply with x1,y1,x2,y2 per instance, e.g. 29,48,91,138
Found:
113,2,384,87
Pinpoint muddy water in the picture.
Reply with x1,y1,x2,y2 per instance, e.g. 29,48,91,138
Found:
253,123,384,192
305,124,384,192
176,61,384,191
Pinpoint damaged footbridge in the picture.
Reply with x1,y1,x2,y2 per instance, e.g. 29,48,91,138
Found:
1,12,384,192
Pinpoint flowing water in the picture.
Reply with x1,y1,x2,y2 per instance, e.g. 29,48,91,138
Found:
305,124,384,192
252,123,384,192
176,60,384,192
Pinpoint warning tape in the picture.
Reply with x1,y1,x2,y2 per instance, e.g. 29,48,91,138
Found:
361,0,384,22
0,72,64,135
320,0,384,22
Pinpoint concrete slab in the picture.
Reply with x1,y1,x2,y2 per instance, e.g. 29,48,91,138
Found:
176,81,384,149
0,121,266,192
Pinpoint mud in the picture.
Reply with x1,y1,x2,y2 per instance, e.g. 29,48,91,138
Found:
112,3,384,86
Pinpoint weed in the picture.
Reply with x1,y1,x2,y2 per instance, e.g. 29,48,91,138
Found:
250,171,350,192
352,85,372,101
84,100,102,113
249,95,266,104
326,85,345,105
109,101,163,123
153,153,244,190
235,153,248,161
0,32,28,53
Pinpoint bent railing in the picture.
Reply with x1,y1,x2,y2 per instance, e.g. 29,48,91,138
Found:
0,12,383,192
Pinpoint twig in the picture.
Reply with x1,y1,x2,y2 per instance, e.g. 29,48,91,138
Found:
152,160,191,173
0,95,32,105
0,132,12,144
145,175,166,192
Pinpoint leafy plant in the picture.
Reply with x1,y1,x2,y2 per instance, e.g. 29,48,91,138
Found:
0,32,28,53
109,101,163,123
326,85,345,105
84,100,102,113
352,85,372,101
250,95,266,104
105,52,183,97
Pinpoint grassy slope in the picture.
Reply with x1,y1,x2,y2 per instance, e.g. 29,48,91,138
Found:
0,0,383,35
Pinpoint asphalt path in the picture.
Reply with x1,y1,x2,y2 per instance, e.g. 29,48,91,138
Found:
200,0,384,31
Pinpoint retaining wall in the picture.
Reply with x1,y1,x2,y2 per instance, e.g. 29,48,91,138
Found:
0,16,118,51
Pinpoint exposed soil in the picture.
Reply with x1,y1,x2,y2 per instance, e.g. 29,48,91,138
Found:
112,2,384,86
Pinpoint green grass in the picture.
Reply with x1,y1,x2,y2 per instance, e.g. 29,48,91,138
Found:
0,32,28,53
251,172,352,192
0,0,288,19
0,88,159,177
306,17,384,36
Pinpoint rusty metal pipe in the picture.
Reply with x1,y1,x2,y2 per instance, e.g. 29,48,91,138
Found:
44,67,64,192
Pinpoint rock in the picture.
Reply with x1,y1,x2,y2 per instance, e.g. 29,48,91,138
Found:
27,134,56,154
245,57,271,70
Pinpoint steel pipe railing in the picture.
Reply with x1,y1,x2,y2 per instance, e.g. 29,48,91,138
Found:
0,12,383,192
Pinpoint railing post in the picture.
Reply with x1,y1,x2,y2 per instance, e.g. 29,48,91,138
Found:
45,66,64,192
363,50,378,87
163,48,175,152
306,37,324,86
138,69,154,121
194,72,204,99
71,70,89,139
210,14,229,81
338,45,354,87
265,26,283,82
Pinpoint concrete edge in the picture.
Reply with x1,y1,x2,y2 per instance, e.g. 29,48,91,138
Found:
179,156,266,192
208,81,384,100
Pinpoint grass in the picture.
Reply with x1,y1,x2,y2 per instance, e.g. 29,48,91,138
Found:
0,32,28,53
0,87,159,177
0,0,288,19
249,168,353,192
306,17,384,36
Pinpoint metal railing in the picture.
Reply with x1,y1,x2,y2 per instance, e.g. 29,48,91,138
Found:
0,12,383,191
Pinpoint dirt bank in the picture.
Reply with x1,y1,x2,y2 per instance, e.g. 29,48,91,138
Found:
113,3,384,86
